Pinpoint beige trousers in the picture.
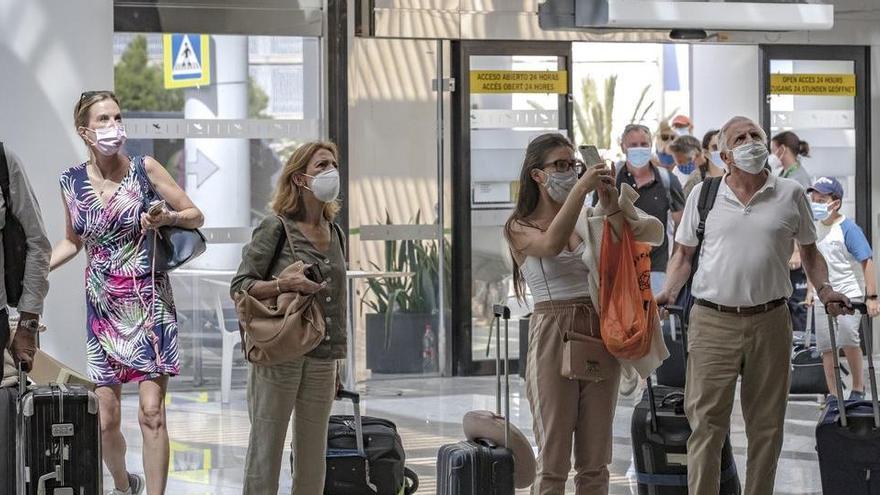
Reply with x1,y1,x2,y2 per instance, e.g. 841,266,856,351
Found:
243,356,337,495
526,298,621,495
685,303,792,495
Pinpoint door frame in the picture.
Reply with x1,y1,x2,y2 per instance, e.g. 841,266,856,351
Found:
450,40,573,376
758,44,872,237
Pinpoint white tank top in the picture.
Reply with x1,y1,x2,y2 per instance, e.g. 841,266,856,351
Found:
520,242,590,303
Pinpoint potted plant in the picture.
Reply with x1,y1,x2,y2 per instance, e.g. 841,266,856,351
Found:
361,213,451,374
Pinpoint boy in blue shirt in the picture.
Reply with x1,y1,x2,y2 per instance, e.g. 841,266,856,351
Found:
807,176,879,400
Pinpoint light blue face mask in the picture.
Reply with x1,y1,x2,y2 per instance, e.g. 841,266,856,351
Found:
811,201,831,221
627,147,652,168
710,151,726,170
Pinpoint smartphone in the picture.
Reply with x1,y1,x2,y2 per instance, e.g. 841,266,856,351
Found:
304,264,324,284
579,145,602,167
148,200,166,215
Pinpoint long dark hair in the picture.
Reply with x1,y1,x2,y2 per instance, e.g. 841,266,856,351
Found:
503,133,575,301
772,130,810,157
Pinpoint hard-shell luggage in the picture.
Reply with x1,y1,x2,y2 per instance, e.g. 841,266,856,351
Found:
323,390,418,495
816,303,880,494
655,311,686,388
631,306,741,495
1,385,16,495
17,366,102,495
790,305,830,395
436,304,516,495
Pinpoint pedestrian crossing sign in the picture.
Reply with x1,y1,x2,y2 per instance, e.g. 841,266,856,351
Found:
163,34,211,89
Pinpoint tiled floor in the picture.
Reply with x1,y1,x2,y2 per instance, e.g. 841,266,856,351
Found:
102,370,878,495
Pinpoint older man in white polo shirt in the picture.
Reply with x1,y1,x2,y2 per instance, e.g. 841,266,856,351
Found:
655,116,850,495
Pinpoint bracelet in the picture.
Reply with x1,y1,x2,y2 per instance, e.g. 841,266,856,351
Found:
866,295,878,300
170,211,180,227
275,278,282,295
817,282,833,295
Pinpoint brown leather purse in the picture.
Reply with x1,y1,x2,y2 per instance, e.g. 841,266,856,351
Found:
561,331,618,382
234,220,325,365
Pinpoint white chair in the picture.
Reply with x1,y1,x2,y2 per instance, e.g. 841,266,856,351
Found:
213,293,241,404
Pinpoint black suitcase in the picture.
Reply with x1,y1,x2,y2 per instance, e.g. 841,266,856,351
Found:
790,305,831,395
655,312,686,388
323,390,418,495
17,366,102,495
436,304,515,495
1,385,16,495
816,303,880,494
632,306,741,495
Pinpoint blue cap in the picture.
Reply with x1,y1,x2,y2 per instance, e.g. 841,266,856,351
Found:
807,176,844,198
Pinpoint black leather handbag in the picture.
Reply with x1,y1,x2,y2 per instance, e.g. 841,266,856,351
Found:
134,157,206,272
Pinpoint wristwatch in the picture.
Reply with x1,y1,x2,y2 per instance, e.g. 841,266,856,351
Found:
18,319,40,334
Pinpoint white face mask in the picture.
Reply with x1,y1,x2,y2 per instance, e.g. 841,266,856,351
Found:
541,169,578,203
674,127,690,137
767,153,783,170
730,142,769,175
304,168,340,203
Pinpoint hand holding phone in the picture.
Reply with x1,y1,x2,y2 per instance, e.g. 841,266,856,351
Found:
148,200,166,216
578,144,603,167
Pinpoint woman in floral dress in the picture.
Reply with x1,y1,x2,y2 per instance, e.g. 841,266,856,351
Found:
50,91,204,495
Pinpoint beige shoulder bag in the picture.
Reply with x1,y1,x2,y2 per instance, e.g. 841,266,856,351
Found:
234,217,325,365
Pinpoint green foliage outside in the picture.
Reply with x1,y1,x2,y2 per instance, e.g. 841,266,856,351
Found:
114,34,270,117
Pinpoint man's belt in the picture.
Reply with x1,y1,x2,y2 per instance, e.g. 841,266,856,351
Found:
694,298,786,315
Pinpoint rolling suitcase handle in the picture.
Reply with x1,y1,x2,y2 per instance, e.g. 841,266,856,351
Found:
492,304,511,449
334,389,378,493
647,305,687,433
826,302,880,429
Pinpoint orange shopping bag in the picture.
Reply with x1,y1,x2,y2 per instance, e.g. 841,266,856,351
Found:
598,218,658,360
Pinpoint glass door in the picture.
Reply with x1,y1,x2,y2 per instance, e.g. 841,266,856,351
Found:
760,45,870,233
452,41,572,375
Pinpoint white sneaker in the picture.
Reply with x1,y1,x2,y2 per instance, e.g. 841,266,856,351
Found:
108,473,145,495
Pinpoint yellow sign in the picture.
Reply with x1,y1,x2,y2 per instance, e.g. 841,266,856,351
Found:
770,73,856,96
470,70,568,94
163,34,211,89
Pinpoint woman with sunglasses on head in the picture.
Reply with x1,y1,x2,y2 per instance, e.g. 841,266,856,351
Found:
231,141,346,494
49,91,204,495
505,133,663,494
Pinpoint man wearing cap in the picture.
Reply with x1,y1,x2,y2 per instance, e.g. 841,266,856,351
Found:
806,176,879,401
671,114,694,137
655,116,851,495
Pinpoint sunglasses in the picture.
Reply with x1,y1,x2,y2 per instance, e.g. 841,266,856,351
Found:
660,133,676,141
80,90,115,101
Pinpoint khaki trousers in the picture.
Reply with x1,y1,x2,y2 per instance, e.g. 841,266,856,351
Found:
526,298,621,495
243,356,337,495
685,303,792,495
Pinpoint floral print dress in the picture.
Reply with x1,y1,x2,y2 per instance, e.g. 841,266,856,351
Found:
61,156,180,386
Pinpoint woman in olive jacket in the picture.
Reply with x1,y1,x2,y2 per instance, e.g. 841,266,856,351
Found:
231,141,346,495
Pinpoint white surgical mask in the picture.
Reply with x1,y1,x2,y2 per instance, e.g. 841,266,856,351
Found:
768,153,783,170
674,127,690,137
541,169,578,203
731,142,769,175
627,147,652,168
304,168,340,203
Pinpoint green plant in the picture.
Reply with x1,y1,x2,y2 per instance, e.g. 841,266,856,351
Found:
361,211,452,350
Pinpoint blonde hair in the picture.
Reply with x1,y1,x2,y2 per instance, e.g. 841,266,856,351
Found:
74,91,120,130
270,141,341,221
